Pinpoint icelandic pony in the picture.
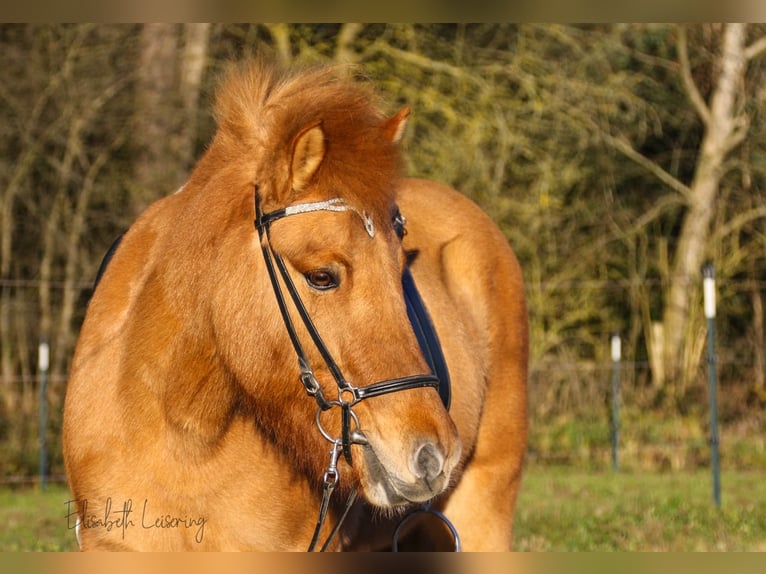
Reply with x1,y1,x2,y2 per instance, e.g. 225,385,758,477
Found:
62,59,528,551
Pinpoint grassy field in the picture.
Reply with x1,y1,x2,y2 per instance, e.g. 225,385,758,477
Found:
513,465,766,551
0,483,78,551
1,464,765,551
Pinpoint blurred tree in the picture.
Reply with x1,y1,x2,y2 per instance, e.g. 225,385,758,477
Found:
2,23,766,476
588,24,766,396
178,23,211,172
659,24,753,392
0,24,135,473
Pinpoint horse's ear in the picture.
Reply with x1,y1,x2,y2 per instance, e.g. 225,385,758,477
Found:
383,107,411,144
291,121,326,192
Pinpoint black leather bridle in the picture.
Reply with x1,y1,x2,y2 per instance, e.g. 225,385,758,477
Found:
254,185,457,551
253,185,443,467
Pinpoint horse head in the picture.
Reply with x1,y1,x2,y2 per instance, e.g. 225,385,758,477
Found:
206,60,461,509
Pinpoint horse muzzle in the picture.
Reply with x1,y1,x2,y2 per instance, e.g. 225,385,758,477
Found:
357,432,461,507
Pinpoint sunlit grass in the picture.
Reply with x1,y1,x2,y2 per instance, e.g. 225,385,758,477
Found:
0,484,78,552
1,467,765,551
513,465,766,551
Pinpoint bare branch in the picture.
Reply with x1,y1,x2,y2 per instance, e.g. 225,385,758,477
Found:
370,40,473,80
613,194,687,242
677,25,711,126
713,203,766,242
264,23,291,64
602,131,692,201
744,34,766,61
726,115,751,153
335,23,363,63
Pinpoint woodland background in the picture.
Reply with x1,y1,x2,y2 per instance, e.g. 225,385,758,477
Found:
1,23,765,480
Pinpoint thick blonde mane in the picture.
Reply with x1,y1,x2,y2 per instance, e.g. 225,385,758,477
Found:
206,58,401,219
214,59,384,144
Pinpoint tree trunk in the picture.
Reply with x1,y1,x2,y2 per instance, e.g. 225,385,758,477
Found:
133,24,181,212
751,260,765,391
266,24,292,63
658,23,748,390
178,23,211,172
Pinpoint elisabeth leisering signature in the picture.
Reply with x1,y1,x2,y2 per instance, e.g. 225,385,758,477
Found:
65,498,207,543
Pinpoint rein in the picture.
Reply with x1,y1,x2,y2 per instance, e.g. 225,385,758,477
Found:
253,185,452,551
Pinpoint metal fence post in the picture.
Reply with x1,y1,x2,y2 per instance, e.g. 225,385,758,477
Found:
38,339,49,491
702,263,721,509
611,333,621,472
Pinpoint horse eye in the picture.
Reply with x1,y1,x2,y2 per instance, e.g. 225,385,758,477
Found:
392,212,407,240
305,269,339,291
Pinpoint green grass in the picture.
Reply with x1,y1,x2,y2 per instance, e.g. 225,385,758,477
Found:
1,467,765,551
526,408,766,472
513,465,766,551
0,484,78,552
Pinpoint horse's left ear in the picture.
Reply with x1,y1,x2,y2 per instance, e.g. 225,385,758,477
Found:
291,120,326,192
383,107,411,144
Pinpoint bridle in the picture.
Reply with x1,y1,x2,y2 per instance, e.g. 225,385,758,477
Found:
253,184,451,551
254,184,442,462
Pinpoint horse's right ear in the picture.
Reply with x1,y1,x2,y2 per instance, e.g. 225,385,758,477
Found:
290,121,326,192
382,107,411,144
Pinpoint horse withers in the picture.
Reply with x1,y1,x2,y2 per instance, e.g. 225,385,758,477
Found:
62,59,528,551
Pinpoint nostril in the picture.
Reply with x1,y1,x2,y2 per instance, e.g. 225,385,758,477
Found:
412,443,444,481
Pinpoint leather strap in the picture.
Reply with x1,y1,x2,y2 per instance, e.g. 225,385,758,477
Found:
254,187,441,466
402,267,451,410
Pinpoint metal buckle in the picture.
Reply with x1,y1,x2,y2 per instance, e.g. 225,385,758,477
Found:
322,440,342,486
315,405,362,444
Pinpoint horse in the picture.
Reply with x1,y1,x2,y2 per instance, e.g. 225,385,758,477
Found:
62,58,528,551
